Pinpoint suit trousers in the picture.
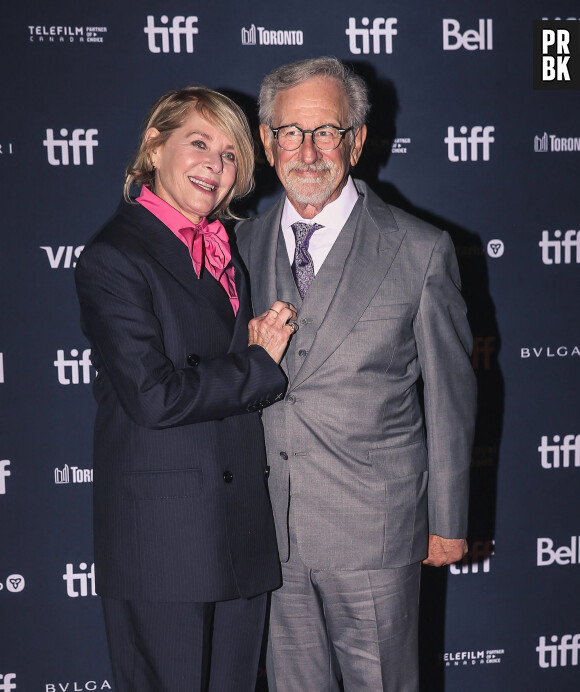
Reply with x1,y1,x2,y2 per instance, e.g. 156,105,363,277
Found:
102,593,267,692
267,514,421,692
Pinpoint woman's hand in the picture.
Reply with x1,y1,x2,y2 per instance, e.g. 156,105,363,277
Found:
248,301,298,364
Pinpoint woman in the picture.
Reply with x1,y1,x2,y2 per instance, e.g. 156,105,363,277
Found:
75,87,297,692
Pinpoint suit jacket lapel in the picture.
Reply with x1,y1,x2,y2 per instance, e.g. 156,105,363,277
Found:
119,201,236,336
291,183,405,390
248,197,285,317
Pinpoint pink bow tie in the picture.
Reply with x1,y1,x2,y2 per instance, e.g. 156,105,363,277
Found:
179,218,239,315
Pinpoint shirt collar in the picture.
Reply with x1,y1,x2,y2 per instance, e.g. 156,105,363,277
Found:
136,185,204,234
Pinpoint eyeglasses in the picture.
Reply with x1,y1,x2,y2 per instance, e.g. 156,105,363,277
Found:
270,124,354,151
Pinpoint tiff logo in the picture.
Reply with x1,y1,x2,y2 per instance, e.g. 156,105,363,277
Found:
445,126,494,162
443,19,493,50
0,674,17,692
0,460,11,495
55,464,93,484
63,562,96,597
346,17,397,54
472,336,497,371
0,353,4,383
54,349,94,385
537,634,580,667
41,245,84,269
43,128,98,166
144,15,198,53
539,435,580,468
449,540,494,574
539,230,580,263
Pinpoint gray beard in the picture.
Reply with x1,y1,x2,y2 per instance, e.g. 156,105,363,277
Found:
282,161,337,209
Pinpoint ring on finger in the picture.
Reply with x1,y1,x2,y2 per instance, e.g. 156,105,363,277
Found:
268,308,279,316
288,321,298,333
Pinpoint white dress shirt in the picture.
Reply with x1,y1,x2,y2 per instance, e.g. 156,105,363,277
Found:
280,176,360,274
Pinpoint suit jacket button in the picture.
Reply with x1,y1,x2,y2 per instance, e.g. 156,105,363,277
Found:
187,353,201,366
286,395,296,404
223,470,233,483
264,466,270,479
280,451,288,460
298,349,308,357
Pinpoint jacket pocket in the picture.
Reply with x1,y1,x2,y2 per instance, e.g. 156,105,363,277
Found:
358,302,411,322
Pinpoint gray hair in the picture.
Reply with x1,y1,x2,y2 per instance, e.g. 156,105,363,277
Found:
258,56,370,130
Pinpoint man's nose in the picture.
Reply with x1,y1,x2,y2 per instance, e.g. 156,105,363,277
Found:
299,135,320,163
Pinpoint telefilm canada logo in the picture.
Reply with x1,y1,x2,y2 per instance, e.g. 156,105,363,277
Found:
442,648,504,666
533,21,580,89
144,15,198,53
28,24,107,44
346,17,397,54
55,464,93,485
391,137,411,154
0,573,25,593
241,24,303,46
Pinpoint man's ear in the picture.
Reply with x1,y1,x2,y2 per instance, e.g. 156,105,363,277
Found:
349,124,367,167
259,124,275,167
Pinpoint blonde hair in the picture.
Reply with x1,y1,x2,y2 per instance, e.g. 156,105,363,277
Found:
124,87,255,220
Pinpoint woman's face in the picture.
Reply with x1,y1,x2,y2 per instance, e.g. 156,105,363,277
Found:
148,110,238,224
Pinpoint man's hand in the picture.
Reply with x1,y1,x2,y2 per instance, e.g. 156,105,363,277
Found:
422,535,467,567
248,301,298,364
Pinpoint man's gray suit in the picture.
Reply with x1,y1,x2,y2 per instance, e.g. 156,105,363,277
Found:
237,180,476,574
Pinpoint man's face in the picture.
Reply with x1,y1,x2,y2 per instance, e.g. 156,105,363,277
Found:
260,77,366,219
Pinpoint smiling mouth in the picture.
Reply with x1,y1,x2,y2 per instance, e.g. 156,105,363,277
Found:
188,177,216,192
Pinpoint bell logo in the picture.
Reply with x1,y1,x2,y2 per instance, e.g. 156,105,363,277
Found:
43,128,98,166
443,19,493,50
144,15,198,53
537,537,580,566
0,674,17,692
0,460,10,495
345,17,397,54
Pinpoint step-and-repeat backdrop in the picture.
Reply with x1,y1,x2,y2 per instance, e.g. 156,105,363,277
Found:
1,1,579,690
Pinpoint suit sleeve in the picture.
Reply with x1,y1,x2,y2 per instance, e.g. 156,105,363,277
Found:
75,238,286,429
413,231,477,538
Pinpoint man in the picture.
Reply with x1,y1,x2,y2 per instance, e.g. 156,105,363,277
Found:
237,57,476,691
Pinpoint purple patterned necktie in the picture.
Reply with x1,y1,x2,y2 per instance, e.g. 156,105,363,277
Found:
291,222,323,299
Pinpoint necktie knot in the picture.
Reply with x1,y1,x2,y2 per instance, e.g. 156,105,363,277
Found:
290,222,322,298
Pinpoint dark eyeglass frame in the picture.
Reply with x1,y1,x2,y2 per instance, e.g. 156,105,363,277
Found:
269,124,355,151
